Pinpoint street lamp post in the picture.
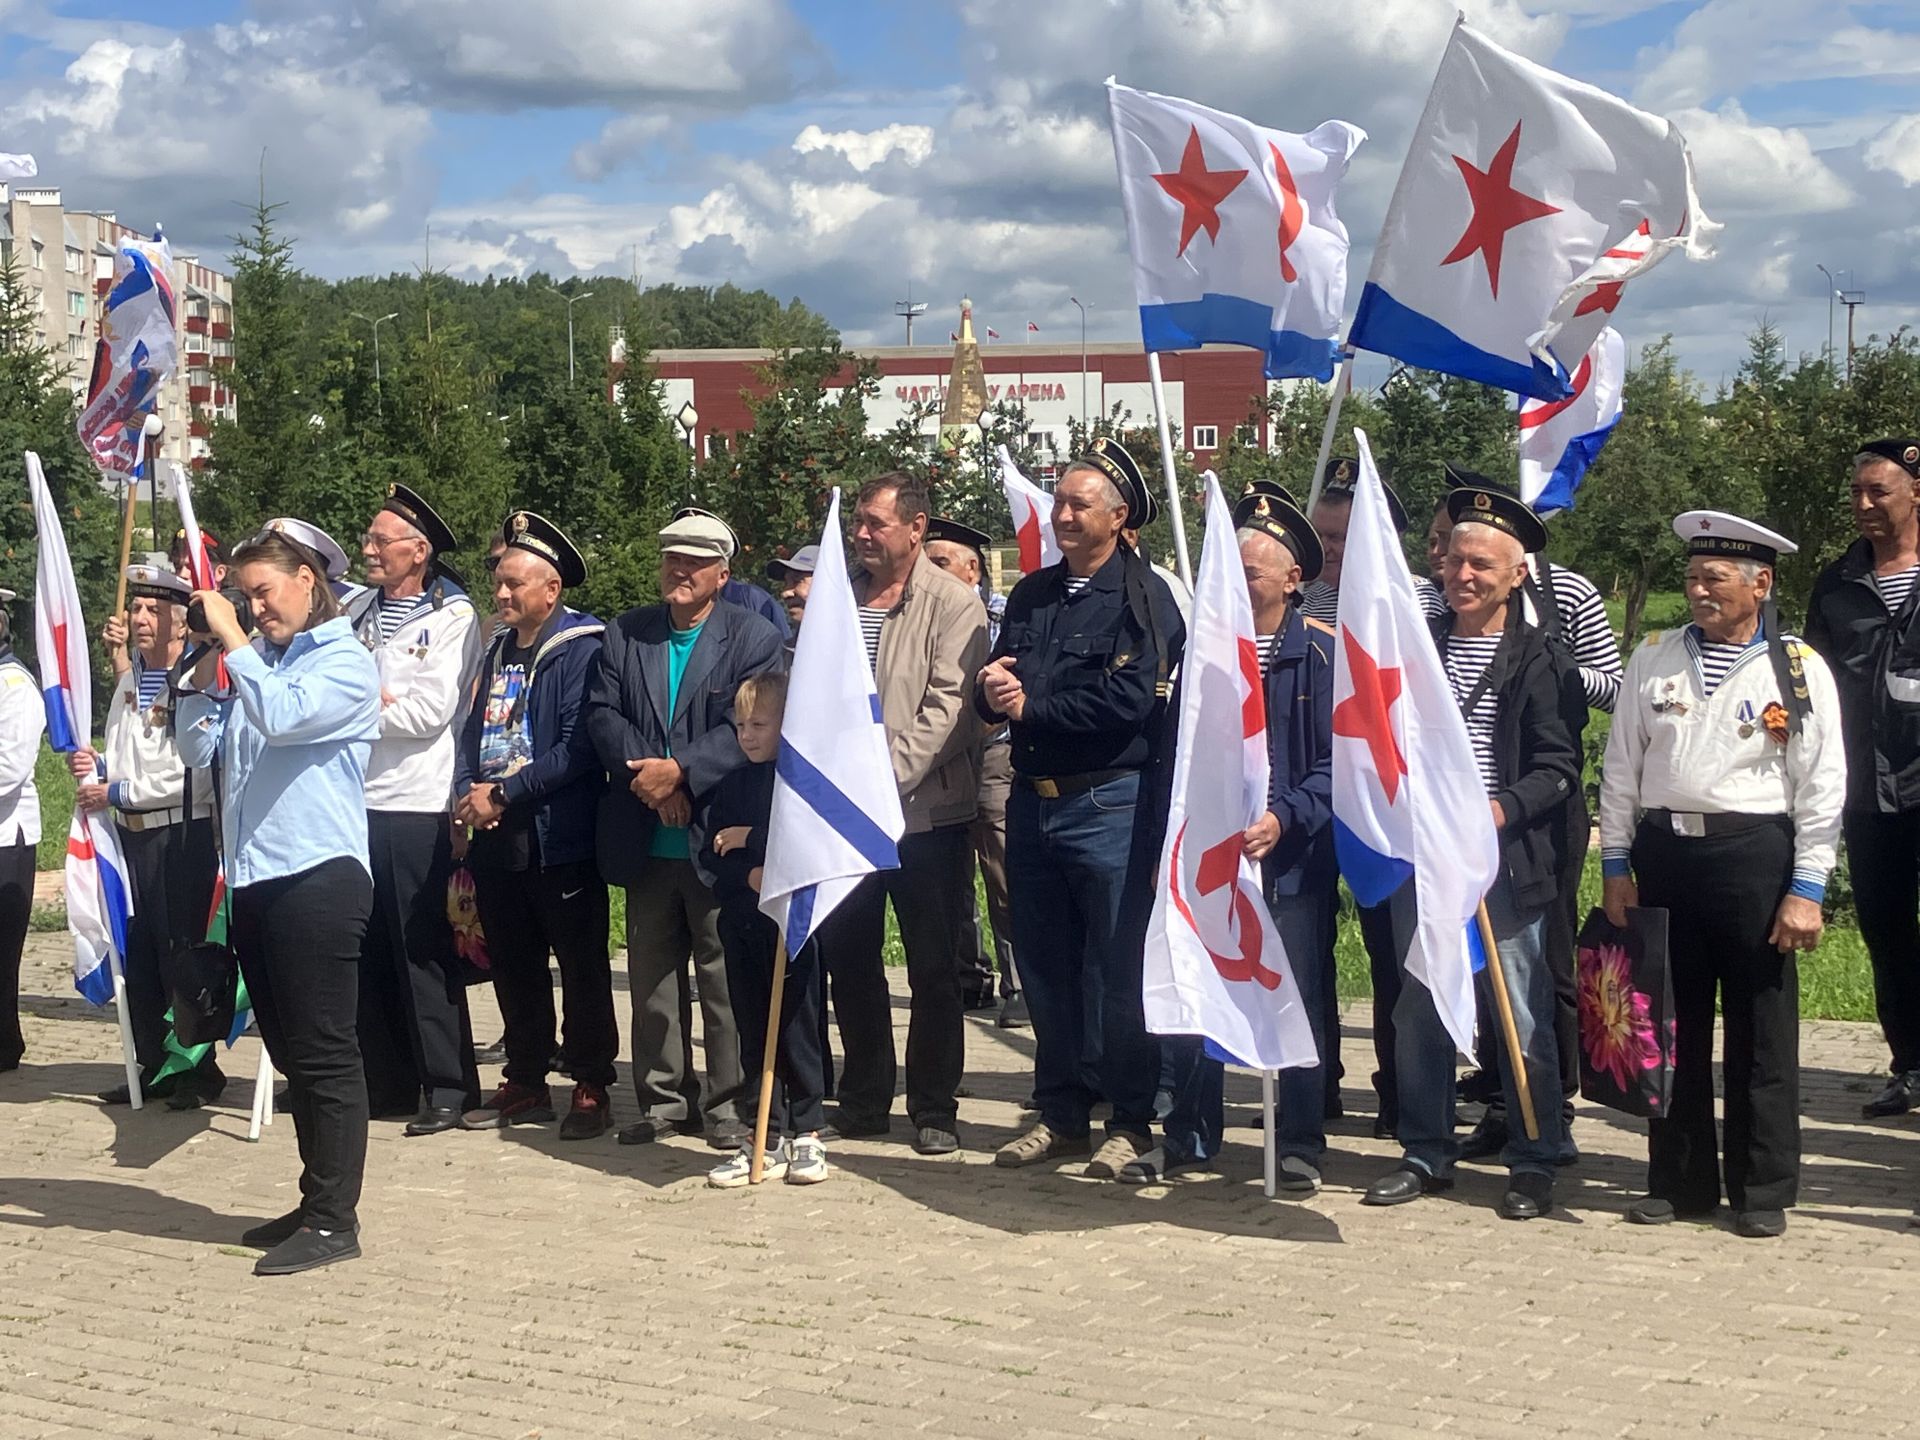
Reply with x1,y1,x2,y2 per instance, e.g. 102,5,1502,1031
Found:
676,401,700,492
1069,295,1090,431
1816,264,1837,374
976,407,993,492
351,310,400,418
537,285,596,384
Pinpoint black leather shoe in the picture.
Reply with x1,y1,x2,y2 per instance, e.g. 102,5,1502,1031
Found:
1362,1165,1453,1206
404,1104,462,1137
1862,1071,1920,1119
1498,1171,1554,1220
616,1114,702,1146
254,1227,361,1277
997,991,1030,1029
473,1037,507,1066
1733,1207,1787,1238
914,1124,960,1155
1373,1114,1398,1140
819,1109,889,1140
1459,1114,1508,1161
98,1078,172,1105
708,1117,750,1152
241,1209,305,1249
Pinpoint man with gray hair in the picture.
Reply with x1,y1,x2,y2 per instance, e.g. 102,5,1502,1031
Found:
586,506,783,1150
1363,484,1579,1220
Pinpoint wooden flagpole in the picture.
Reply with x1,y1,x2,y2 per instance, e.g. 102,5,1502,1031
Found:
1475,899,1539,1141
1144,351,1194,589
748,936,791,1184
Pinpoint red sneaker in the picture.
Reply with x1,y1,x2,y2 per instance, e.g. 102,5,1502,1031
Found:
460,1081,555,1129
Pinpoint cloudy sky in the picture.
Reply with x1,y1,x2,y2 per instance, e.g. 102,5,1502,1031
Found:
3,0,1916,390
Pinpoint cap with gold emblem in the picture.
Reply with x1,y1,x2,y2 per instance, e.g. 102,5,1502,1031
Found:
1072,436,1158,528
503,510,587,587
1231,485,1323,581
257,518,351,581
1674,511,1798,566
381,482,460,555
1319,454,1409,532
1858,438,1920,481
124,560,192,603
1446,481,1548,554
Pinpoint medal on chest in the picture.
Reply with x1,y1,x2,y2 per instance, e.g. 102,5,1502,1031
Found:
1736,699,1756,739
1650,678,1688,716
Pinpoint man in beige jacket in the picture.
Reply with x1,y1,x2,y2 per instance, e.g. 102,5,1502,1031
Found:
820,472,989,1154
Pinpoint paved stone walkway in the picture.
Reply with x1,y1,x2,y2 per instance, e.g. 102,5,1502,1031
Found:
4,931,1920,1438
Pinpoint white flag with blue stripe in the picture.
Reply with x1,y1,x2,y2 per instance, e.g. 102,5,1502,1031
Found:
759,489,903,955
26,451,135,1004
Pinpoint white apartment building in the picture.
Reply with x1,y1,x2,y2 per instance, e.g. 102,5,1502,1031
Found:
0,182,237,489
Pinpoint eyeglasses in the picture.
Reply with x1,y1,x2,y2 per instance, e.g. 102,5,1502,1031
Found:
360,531,419,550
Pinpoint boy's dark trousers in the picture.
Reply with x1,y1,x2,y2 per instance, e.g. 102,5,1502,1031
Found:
718,896,825,1138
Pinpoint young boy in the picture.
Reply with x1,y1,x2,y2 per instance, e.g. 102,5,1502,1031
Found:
696,672,829,1187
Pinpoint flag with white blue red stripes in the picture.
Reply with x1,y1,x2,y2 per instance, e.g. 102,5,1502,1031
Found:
759,489,903,957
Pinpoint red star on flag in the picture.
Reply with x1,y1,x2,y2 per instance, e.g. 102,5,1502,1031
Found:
1574,219,1652,317
1332,628,1407,804
1153,126,1248,257
1439,121,1562,300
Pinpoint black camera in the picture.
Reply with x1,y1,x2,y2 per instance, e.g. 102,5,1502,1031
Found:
186,586,256,640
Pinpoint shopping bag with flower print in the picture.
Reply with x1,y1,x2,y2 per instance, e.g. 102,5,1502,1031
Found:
448,863,492,986
1575,906,1675,1118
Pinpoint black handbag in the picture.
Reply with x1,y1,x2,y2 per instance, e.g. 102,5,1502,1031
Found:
1575,905,1676,1118
162,764,238,1048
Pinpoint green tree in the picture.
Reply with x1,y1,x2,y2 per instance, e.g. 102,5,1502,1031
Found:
0,247,124,698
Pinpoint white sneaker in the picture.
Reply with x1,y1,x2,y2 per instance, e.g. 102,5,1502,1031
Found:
786,1133,829,1185
708,1138,789,1188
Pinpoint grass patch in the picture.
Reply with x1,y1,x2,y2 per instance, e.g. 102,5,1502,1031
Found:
35,744,75,873
1333,850,1877,1022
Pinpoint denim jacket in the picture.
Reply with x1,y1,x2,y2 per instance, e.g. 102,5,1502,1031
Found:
178,617,382,888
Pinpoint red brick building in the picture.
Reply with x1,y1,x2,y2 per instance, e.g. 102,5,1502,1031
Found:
616,336,1276,472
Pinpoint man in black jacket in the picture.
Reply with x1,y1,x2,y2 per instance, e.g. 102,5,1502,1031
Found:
1806,438,1920,1117
585,509,783,1149
1362,488,1579,1220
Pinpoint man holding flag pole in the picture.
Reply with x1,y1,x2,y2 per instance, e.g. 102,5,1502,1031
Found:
1137,476,1327,1192
750,489,904,1184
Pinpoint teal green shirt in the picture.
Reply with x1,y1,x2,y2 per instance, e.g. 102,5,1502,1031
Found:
648,620,705,860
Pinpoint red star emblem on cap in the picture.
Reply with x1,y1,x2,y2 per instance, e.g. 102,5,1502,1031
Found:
1153,126,1248,257
1439,121,1562,300
1332,628,1407,805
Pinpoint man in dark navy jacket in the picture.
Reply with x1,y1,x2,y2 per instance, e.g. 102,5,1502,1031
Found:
978,439,1186,1180
454,512,613,1139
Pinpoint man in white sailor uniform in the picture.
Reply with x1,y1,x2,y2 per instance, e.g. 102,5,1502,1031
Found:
1600,511,1846,1238
349,484,484,1134
74,561,222,1107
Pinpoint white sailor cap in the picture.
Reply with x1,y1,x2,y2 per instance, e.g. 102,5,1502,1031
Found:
124,562,192,602
256,517,352,581
1674,511,1798,567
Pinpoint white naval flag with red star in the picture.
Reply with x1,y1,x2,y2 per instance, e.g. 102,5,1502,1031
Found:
1107,79,1364,382
1144,473,1316,1071
1330,431,1497,1056
1348,19,1716,402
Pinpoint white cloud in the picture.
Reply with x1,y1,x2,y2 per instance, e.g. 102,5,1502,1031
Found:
792,123,933,171
1676,103,1853,216
571,114,675,183
1864,115,1920,186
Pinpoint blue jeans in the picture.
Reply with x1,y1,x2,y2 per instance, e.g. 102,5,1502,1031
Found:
1160,889,1333,1165
1388,877,1563,1179
1008,771,1160,1139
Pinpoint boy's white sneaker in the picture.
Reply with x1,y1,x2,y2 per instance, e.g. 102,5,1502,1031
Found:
785,1133,829,1185
708,1138,789,1188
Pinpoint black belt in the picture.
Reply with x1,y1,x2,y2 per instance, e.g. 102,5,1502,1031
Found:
1017,767,1137,800
1641,808,1792,839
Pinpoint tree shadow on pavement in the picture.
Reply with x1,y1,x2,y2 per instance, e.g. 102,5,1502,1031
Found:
0,1060,220,1170
0,1176,243,1244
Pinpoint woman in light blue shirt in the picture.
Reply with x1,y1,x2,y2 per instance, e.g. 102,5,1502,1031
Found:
181,520,381,1278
